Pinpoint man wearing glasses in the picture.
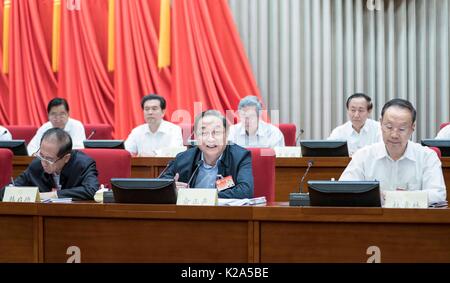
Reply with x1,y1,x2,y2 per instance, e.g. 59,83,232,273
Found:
340,98,446,205
6,128,99,200
160,110,254,199
27,98,86,155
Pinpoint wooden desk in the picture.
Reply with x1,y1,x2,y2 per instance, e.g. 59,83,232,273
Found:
1,202,450,263
12,156,450,202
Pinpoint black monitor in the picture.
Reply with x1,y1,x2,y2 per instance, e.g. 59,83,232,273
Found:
308,180,381,207
110,178,177,204
300,140,349,157
83,140,125,149
421,139,450,157
0,140,28,156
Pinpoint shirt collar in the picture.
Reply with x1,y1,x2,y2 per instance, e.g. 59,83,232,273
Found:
375,140,416,161
200,152,223,169
237,120,268,137
348,120,371,135
144,120,169,134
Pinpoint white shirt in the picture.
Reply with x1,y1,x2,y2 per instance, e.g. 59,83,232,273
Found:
0,126,12,141
228,120,285,148
328,118,381,155
124,121,183,156
340,141,447,205
436,124,450,139
27,118,86,155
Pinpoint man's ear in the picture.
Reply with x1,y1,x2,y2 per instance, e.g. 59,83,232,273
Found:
412,122,416,132
63,153,71,164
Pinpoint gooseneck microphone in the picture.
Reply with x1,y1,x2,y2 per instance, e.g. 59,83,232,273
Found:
186,160,203,188
158,160,174,178
299,160,314,193
86,129,96,140
0,130,8,137
295,129,305,146
289,159,314,206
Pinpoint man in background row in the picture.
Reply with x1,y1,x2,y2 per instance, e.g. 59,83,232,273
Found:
228,95,284,148
436,123,450,139
340,98,446,205
27,98,86,155
125,94,183,156
328,93,381,156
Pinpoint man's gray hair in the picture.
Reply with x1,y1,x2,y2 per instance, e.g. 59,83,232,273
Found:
238,95,262,114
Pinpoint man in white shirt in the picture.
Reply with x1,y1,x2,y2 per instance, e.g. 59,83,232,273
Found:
436,124,450,139
340,98,446,205
328,93,381,155
27,98,86,155
228,95,284,148
125,94,183,156
0,125,12,141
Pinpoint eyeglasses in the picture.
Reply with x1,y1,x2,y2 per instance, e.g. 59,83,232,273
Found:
34,151,64,165
381,124,410,135
198,130,225,139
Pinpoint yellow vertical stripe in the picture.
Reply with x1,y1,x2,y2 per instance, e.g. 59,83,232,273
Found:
107,0,114,71
158,0,170,69
52,0,61,72
2,0,10,74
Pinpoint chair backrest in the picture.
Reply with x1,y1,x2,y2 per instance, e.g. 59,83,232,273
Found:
276,123,297,146
0,148,13,188
5,125,37,144
179,123,194,145
429,146,442,159
80,149,131,188
247,148,276,202
440,122,450,130
84,124,114,140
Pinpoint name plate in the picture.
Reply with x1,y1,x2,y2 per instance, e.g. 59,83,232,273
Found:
274,146,301,158
176,188,218,206
3,186,40,203
384,190,428,208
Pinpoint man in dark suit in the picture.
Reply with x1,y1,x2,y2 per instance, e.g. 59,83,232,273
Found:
160,110,254,199
3,128,99,200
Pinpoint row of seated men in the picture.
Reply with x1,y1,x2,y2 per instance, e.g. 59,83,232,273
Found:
0,95,448,206
1,94,450,156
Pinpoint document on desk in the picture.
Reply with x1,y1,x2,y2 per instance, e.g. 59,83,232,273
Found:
41,198,72,203
218,196,266,206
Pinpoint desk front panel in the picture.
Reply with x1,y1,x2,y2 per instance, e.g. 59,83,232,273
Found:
0,216,38,262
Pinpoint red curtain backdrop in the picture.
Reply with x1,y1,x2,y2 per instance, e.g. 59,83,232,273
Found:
0,0,261,139
0,1,9,123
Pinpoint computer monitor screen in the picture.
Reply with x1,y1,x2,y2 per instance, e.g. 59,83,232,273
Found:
110,178,177,204
308,180,381,207
83,140,125,149
421,139,450,156
300,140,349,157
0,140,28,156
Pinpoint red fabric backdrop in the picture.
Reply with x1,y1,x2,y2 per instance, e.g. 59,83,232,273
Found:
0,0,260,138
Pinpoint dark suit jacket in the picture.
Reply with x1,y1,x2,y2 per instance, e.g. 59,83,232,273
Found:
160,144,254,199
2,150,99,200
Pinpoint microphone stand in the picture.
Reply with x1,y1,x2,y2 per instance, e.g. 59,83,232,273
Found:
289,160,313,206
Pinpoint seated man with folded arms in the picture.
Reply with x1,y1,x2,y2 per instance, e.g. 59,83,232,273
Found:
160,110,254,199
436,124,450,139
328,93,381,155
0,125,12,141
228,95,284,148
28,98,86,155
125,94,183,156
1,128,99,201
340,98,446,205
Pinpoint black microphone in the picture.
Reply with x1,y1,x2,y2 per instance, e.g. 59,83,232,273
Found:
295,129,305,146
0,130,8,137
158,160,174,178
86,129,96,140
186,160,203,188
289,159,313,206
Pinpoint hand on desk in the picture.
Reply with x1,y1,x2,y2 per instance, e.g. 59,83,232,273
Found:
40,191,57,200
174,173,188,192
